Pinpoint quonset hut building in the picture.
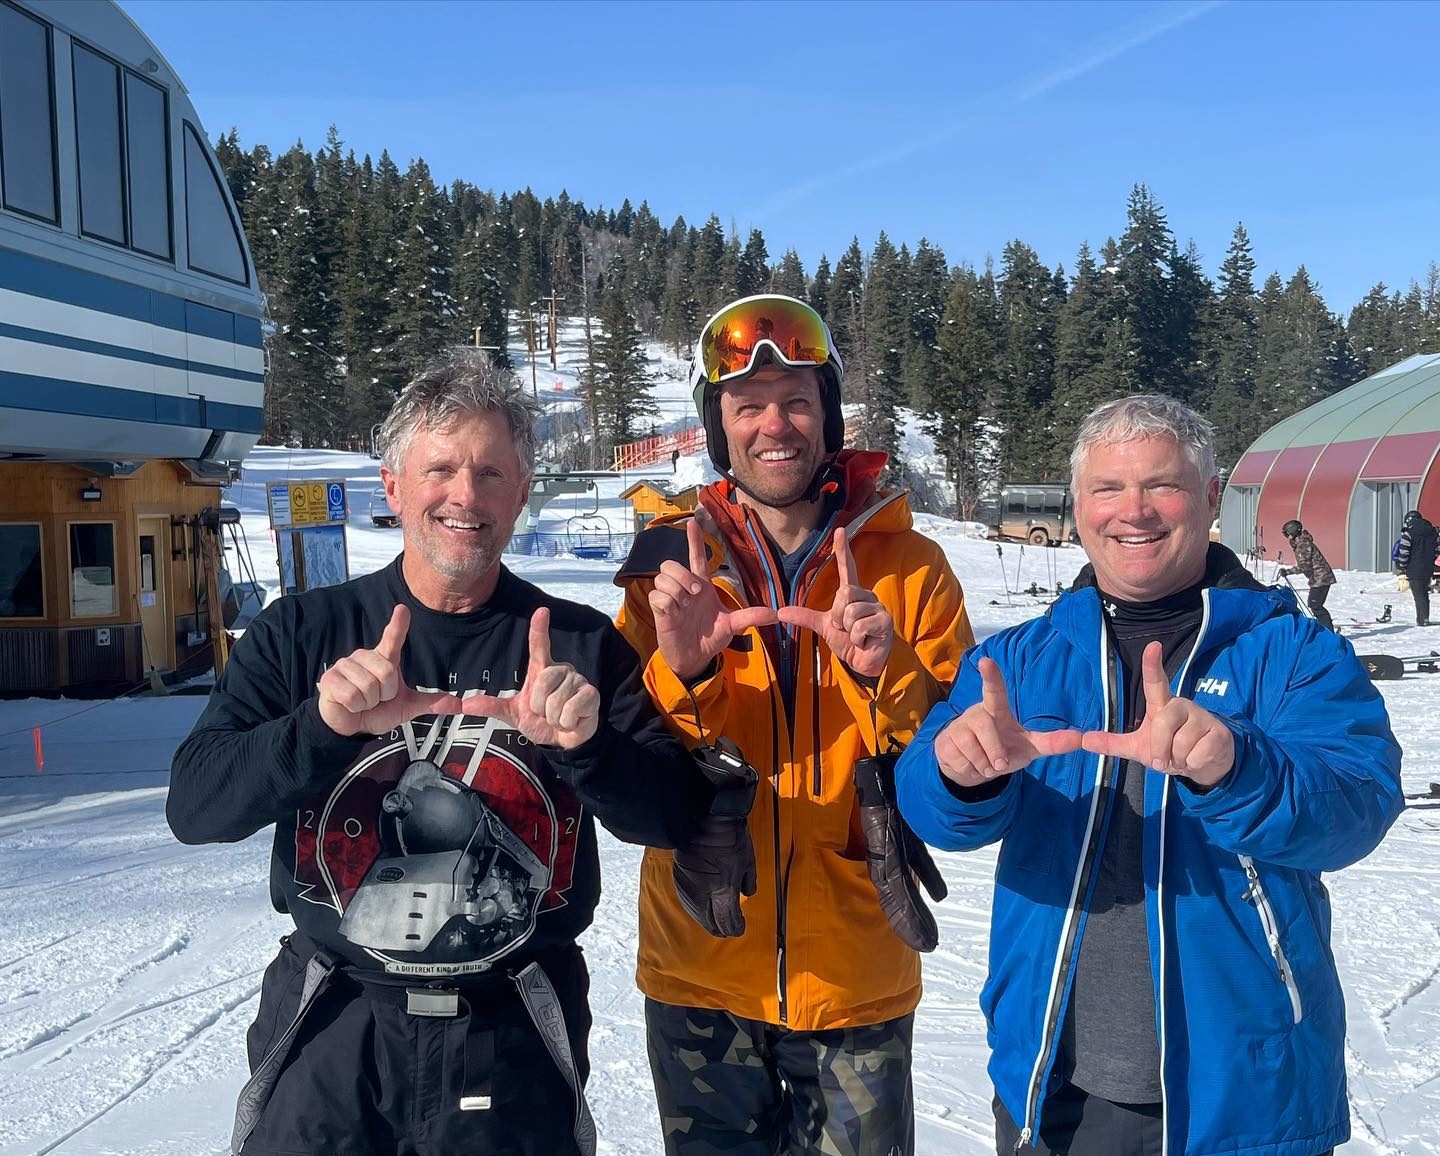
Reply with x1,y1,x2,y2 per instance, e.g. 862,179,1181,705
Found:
1219,354,1440,573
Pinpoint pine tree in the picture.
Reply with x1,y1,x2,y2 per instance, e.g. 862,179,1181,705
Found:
737,228,769,298
1117,183,1175,395
1396,281,1429,361
902,238,949,410
691,216,728,316
660,225,700,355
770,250,808,298
264,142,341,443
1209,225,1262,467
827,238,866,378
1254,267,1347,420
997,240,1059,481
861,233,907,479
593,255,656,447
1167,240,1215,407
1051,243,1115,463
386,158,456,384
809,255,832,319
1347,284,1398,379
930,265,1001,517
452,219,510,366
627,201,666,332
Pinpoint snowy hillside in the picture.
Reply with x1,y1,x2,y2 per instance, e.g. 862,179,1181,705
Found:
2,350,1439,1154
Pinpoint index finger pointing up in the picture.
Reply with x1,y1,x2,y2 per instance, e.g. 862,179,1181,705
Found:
978,656,1015,721
527,606,553,676
686,516,709,578
833,526,856,589
1141,641,1173,712
375,604,410,663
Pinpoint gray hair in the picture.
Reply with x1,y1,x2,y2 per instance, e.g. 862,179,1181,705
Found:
1069,394,1217,492
378,348,541,476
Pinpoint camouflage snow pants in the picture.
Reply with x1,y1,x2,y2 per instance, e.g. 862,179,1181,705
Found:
644,998,914,1156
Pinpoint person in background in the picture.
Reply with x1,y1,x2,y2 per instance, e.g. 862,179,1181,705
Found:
896,393,1402,1156
1395,509,1438,626
615,294,975,1155
1278,518,1336,631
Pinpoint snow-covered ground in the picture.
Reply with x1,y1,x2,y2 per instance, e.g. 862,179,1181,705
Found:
2,344,1438,1153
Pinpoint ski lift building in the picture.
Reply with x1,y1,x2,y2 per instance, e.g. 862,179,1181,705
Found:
0,0,265,693
1219,354,1440,573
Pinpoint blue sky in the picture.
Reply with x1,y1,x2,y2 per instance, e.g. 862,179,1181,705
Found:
122,0,1440,313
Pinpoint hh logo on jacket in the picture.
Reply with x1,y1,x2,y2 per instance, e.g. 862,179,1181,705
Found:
1196,676,1229,696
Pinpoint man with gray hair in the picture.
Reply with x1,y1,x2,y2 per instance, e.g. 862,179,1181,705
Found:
169,348,712,1156
895,394,1402,1156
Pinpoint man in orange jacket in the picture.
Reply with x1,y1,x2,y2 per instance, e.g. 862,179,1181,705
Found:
615,294,975,1155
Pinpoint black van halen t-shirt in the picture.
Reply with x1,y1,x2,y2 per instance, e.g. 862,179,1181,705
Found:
168,558,704,978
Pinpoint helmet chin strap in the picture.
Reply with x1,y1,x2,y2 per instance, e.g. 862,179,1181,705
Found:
724,455,838,510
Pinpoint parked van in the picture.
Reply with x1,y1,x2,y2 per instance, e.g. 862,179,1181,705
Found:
991,482,1077,545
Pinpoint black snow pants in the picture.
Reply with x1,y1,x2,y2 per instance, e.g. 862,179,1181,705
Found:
1408,566,1435,625
994,1082,1333,1156
239,932,592,1156
1307,583,1335,631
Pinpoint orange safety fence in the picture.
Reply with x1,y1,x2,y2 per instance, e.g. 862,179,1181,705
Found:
612,427,707,472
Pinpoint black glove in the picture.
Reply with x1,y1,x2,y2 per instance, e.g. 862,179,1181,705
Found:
854,753,948,952
673,739,759,938
1277,568,1291,578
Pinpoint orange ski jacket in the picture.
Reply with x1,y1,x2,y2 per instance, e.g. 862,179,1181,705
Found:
615,451,975,1030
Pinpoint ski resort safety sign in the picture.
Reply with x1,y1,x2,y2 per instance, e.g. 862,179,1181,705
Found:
268,480,349,529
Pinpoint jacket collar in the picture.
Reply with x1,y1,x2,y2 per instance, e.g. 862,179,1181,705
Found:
1054,543,1294,655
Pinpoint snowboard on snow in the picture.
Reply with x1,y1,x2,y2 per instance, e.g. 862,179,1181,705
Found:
1357,651,1440,680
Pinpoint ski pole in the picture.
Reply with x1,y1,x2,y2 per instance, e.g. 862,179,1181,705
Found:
994,543,1014,606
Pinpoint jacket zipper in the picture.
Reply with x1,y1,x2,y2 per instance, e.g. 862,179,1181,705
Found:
811,637,822,796
1016,622,1119,1149
735,495,901,1025
1240,855,1303,1023
766,691,790,1025
1155,592,1212,1156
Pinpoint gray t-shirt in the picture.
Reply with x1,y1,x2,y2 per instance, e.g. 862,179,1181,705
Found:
1059,584,1202,1104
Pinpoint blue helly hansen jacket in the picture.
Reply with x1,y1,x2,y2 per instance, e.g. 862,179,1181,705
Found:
896,547,1402,1156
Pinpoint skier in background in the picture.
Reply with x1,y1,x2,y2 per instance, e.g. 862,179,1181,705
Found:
1278,519,1336,631
1395,509,1439,626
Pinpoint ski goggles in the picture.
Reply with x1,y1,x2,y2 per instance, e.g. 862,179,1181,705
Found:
695,295,838,385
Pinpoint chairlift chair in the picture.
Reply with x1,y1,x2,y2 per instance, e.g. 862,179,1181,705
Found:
566,514,613,560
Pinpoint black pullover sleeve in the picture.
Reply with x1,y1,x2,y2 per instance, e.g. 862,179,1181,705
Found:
167,605,368,845
542,620,709,850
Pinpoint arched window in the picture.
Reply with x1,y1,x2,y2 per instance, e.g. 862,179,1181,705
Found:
183,122,247,284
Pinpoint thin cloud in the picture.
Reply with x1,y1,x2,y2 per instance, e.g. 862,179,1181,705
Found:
747,1,1223,223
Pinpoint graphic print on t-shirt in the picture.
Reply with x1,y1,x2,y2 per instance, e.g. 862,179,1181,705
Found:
292,711,581,975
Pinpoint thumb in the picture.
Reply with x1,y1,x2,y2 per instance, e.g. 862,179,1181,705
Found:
1141,642,1172,713
729,605,780,632
457,691,518,725
1079,728,1139,759
1027,727,1084,757
776,605,827,634
375,604,410,663
527,607,553,677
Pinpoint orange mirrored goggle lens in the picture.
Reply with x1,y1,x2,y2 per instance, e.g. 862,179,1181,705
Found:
700,298,830,384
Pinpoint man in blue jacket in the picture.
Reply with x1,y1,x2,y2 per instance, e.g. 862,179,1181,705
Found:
896,394,1402,1156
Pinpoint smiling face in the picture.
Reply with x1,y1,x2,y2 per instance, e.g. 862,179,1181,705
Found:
717,365,826,510
380,409,529,605
1073,434,1220,602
